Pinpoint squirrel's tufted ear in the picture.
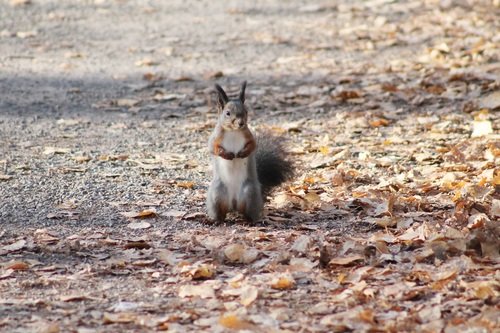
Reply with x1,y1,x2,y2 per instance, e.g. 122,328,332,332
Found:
214,84,229,110
239,81,247,104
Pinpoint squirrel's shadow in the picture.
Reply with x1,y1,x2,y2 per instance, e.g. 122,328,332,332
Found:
200,205,354,231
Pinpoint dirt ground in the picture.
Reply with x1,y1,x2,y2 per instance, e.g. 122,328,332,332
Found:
0,0,499,332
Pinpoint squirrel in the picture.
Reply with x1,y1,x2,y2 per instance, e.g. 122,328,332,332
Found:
206,81,293,222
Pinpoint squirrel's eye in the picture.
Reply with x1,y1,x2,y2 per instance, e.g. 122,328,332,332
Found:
225,111,230,116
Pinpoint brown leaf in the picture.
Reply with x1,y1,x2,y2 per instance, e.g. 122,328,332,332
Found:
5,261,29,270
369,118,390,127
337,90,360,100
123,241,151,250
174,76,193,82
358,309,376,324
329,255,364,266
121,210,156,219
203,71,224,80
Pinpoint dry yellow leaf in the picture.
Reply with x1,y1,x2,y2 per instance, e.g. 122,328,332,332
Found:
121,210,156,219
304,191,321,203
189,264,216,280
358,309,376,324
475,284,497,299
369,118,390,127
176,181,195,189
319,146,330,155
270,275,295,290
218,314,254,330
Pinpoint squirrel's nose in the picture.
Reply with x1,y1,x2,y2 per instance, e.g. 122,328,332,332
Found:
238,120,245,128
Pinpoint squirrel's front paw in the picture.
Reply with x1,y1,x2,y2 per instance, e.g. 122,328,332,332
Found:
218,148,235,160
236,150,248,159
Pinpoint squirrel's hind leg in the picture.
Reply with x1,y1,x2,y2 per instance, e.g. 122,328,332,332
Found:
238,180,263,222
207,181,229,222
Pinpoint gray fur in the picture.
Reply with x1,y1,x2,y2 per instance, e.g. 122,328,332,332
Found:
207,82,293,223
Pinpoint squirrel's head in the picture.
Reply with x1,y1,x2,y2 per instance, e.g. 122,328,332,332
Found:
214,81,248,131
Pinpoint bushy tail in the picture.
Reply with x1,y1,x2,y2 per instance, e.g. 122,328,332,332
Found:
255,136,294,196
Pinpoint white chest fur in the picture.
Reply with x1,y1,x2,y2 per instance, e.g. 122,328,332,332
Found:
221,130,246,154
217,131,248,207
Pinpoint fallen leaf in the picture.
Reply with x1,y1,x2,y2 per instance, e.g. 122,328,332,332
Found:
43,147,71,155
73,155,91,163
178,284,215,299
135,58,158,67
491,199,500,217
189,264,216,280
291,235,311,254
270,274,295,290
203,71,224,79
329,255,364,266
2,239,26,253
174,76,193,82
16,30,37,38
0,174,13,181
10,0,31,6
162,210,186,219
103,312,136,324
176,181,195,189
240,286,258,306
60,294,91,302
37,322,60,333
121,210,156,219
288,257,316,272
123,241,151,249
471,120,493,137
479,90,500,110
5,261,29,270
115,99,140,107
224,243,259,264
155,249,180,266
218,314,254,330
337,90,361,100
126,221,153,230
467,213,489,229
369,118,390,127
